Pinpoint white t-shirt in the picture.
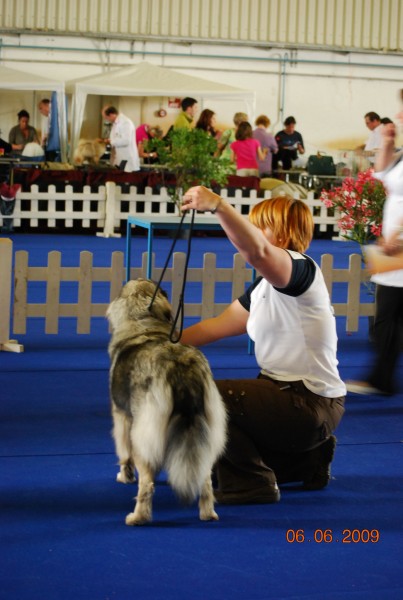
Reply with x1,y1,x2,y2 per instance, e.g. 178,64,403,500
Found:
239,251,346,398
365,125,383,152
372,156,403,287
110,113,140,172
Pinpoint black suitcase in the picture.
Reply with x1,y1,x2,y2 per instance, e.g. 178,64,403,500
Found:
307,154,336,176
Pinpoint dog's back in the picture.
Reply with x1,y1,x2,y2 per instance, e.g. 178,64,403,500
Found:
111,340,226,502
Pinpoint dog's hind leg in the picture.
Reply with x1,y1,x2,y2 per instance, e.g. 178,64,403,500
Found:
199,475,219,521
112,406,136,484
125,457,155,526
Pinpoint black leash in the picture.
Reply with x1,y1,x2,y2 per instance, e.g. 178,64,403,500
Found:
148,209,196,343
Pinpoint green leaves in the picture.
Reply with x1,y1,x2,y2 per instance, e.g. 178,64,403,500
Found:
145,128,231,206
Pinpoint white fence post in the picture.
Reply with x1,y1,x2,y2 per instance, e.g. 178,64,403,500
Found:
0,238,24,352
97,181,121,238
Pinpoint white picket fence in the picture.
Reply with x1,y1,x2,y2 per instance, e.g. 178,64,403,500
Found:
0,182,340,237
0,238,373,353
3,185,106,229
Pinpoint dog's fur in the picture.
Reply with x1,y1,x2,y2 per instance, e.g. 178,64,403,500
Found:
106,279,227,525
73,139,106,165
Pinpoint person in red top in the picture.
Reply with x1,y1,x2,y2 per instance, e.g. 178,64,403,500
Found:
230,121,265,176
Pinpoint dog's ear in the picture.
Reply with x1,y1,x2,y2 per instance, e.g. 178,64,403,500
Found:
137,281,172,323
148,288,173,324
158,287,169,300
125,288,151,320
121,279,172,323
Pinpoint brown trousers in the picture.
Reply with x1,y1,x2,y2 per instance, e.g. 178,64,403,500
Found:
214,375,345,493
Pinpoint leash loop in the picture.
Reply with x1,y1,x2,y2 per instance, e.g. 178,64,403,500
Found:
148,209,196,343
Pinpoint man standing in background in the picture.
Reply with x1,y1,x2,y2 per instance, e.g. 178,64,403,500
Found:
173,97,198,130
102,106,139,172
356,111,382,164
38,98,51,155
38,97,61,161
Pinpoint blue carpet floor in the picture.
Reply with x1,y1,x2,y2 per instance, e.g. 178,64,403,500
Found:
0,233,402,600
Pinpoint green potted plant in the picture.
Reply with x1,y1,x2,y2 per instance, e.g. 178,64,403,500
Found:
145,127,232,210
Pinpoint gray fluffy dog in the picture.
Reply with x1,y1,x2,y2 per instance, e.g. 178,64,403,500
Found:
107,279,227,525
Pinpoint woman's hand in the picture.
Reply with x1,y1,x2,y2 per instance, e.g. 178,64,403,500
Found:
375,122,397,171
182,187,292,288
380,122,396,145
382,225,403,256
181,186,223,213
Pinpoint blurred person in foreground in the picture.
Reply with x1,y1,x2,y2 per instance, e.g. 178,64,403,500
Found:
347,94,403,396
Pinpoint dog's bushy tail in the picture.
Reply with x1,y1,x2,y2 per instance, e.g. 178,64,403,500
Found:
165,372,226,503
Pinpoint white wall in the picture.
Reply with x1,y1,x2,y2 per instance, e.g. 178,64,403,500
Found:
1,0,401,53
0,35,402,160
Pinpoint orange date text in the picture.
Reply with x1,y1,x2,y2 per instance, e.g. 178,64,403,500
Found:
286,529,380,544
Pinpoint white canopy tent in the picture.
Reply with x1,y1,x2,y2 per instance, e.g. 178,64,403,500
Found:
0,65,68,162
69,61,256,152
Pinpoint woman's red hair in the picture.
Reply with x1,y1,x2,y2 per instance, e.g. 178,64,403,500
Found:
249,195,314,253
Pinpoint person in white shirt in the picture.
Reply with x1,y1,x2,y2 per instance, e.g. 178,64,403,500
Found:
180,189,346,505
365,112,382,151
38,98,50,148
356,111,382,164
103,106,140,172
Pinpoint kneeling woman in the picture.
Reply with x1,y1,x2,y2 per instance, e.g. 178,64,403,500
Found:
180,189,346,504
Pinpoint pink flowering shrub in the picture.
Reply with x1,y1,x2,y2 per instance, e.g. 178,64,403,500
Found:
320,169,386,246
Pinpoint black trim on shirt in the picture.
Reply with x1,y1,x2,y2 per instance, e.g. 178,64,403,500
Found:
238,252,316,311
